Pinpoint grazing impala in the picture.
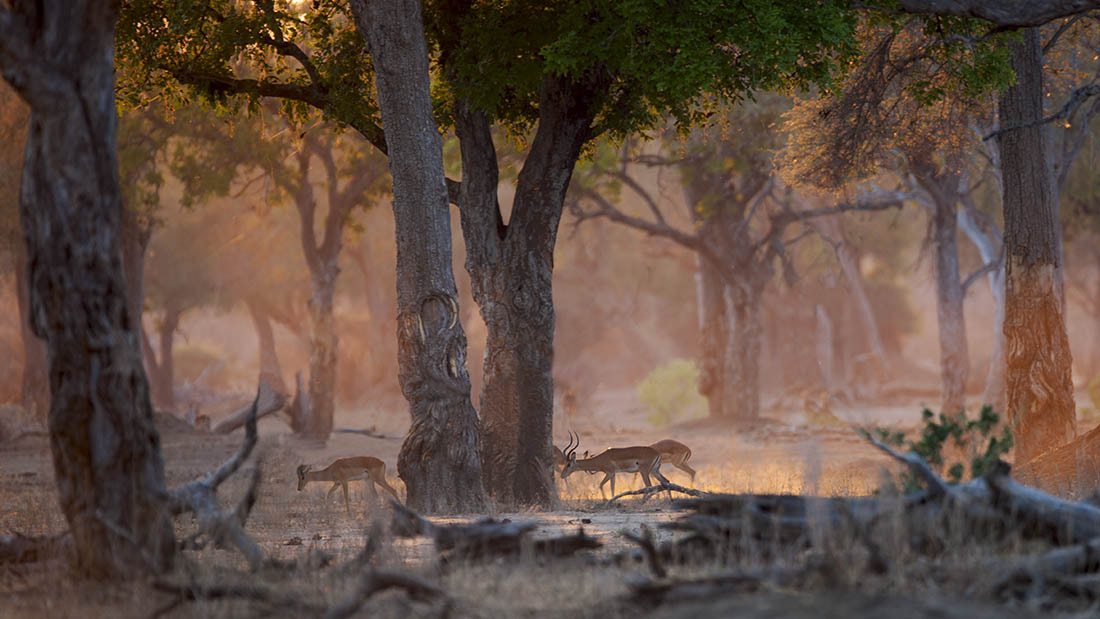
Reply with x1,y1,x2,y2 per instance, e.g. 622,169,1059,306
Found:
296,456,401,514
636,439,695,483
560,432,670,499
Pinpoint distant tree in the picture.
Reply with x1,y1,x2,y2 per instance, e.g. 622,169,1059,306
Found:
572,102,908,422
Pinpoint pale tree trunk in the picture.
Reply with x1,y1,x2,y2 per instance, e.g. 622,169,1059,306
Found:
916,168,969,415
815,304,836,393
353,0,487,513
817,216,888,364
957,198,1006,412
15,242,48,421
1,0,175,575
999,27,1076,463
455,76,596,507
247,298,289,395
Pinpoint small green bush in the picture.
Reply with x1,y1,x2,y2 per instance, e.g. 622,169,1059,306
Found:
868,405,1014,494
636,359,708,427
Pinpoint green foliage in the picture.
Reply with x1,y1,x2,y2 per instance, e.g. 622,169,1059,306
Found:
870,405,1014,493
636,359,708,427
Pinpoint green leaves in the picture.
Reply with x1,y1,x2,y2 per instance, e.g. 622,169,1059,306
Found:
874,405,1014,493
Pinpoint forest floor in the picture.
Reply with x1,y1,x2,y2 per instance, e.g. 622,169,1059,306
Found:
0,392,1088,618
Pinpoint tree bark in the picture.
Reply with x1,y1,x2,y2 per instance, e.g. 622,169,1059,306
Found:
455,75,596,507
1,0,175,575
120,205,151,360
916,169,969,415
152,304,180,410
697,256,730,419
246,298,289,395
303,276,337,439
998,27,1076,463
14,242,48,422
729,291,763,422
353,0,487,513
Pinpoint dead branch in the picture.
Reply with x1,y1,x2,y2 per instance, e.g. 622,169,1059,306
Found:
334,426,401,440
169,384,265,570
863,430,951,498
210,380,287,434
151,580,325,616
984,465,1100,544
607,481,710,505
323,568,446,619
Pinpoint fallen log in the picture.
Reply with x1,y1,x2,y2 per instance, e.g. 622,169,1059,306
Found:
392,502,602,562
209,380,287,434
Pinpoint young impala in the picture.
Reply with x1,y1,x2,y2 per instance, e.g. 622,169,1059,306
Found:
560,432,670,499
633,439,696,484
296,456,401,514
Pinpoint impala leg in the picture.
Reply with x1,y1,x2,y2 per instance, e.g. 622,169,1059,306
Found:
609,472,616,498
325,482,342,515
375,477,402,504
678,462,697,484
599,473,612,500
342,481,352,514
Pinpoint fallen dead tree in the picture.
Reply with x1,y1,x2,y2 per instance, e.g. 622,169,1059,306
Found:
615,432,1100,611
392,502,602,563
209,380,287,434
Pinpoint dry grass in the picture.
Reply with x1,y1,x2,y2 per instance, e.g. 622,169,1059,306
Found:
0,420,1091,619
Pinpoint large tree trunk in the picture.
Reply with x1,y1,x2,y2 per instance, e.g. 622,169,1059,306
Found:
999,27,1076,463
302,277,337,439
14,242,48,422
455,75,596,508
353,0,487,513
3,0,175,575
728,290,763,423
246,299,289,395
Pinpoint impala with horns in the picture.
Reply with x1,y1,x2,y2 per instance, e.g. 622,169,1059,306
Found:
296,456,402,514
560,432,670,499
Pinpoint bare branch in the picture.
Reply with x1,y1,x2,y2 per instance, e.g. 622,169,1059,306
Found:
985,83,1100,141
862,430,950,498
621,524,667,579
962,254,1004,293
571,187,703,252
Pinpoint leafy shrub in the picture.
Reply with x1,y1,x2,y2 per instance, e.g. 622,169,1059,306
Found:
636,359,708,427
869,405,1013,493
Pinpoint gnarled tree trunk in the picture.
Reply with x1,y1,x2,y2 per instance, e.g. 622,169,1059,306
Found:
999,27,1076,463
121,205,152,359
302,277,337,439
958,198,1006,412
2,0,175,575
697,257,730,419
729,290,763,422
354,0,487,513
455,76,596,508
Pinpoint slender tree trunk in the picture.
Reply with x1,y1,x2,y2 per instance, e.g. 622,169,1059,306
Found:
998,28,1076,463
3,0,175,575
302,276,337,439
247,299,288,395
815,304,836,393
353,0,487,513
148,305,180,410
15,243,48,421
957,200,1006,411
120,206,151,358
819,216,888,365
923,177,969,415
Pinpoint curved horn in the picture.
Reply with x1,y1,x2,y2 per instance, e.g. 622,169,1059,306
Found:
567,431,580,460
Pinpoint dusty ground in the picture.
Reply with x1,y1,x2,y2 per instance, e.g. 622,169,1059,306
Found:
0,396,1057,618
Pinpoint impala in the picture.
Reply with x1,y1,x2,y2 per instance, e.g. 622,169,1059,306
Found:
296,456,401,514
560,432,670,499
636,439,695,483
